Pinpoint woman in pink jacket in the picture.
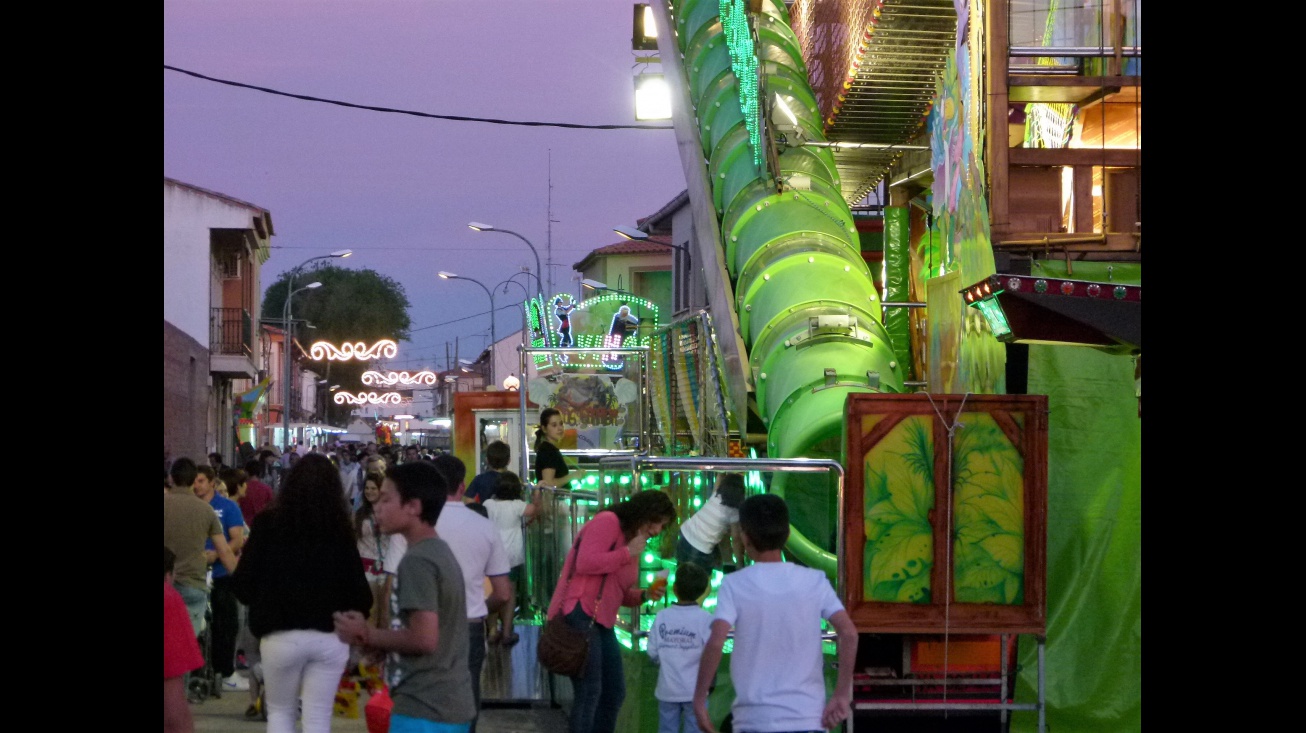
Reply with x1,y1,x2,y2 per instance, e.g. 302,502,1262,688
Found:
547,489,676,733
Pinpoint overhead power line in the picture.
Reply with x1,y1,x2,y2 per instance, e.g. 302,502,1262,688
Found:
165,64,674,131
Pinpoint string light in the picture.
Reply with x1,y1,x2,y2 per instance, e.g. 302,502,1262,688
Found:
720,0,763,168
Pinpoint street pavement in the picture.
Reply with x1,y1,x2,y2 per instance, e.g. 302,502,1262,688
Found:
190,670,571,733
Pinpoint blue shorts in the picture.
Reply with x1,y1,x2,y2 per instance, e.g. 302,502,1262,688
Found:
389,713,471,733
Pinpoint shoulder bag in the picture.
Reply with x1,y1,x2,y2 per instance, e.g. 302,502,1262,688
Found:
537,531,613,678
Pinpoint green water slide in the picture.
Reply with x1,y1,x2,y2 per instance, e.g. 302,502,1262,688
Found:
670,0,904,577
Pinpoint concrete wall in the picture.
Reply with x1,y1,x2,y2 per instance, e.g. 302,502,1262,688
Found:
164,179,272,460
163,182,262,344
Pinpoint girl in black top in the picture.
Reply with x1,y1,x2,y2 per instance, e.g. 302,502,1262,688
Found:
534,407,585,489
231,453,372,733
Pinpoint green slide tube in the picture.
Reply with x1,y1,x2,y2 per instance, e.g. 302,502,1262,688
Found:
671,0,904,578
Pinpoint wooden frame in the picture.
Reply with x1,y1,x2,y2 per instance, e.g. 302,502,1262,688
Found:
843,393,1048,634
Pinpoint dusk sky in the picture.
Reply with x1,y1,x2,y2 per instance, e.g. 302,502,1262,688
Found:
164,0,687,372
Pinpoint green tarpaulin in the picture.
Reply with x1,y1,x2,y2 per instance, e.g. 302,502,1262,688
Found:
1012,345,1141,732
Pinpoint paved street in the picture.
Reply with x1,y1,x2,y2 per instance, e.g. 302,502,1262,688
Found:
190,671,571,733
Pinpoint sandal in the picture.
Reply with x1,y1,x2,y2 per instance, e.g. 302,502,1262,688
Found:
487,628,502,645
502,632,520,647
244,705,260,719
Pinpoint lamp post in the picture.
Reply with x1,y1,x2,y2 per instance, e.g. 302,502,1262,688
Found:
281,281,323,451
468,223,543,299
615,225,694,310
440,271,497,387
279,249,351,449
511,267,542,295
496,278,532,395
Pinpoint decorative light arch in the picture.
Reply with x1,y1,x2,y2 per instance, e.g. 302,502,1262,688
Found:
361,370,438,387
333,391,404,405
310,340,399,361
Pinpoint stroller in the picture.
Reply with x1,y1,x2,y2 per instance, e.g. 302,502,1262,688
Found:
186,594,222,703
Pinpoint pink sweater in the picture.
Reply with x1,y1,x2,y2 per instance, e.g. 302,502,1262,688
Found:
546,511,642,628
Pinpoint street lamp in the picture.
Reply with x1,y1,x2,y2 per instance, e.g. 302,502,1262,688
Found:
440,271,497,387
467,222,543,298
613,225,691,262
281,281,323,450
582,278,633,295
513,267,542,294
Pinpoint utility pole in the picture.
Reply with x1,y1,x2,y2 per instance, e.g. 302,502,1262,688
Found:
547,149,554,297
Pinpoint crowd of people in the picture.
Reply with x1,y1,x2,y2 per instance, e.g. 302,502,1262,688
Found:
164,411,858,733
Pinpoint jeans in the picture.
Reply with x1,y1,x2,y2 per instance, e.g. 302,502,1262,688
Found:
658,701,702,733
675,535,719,572
468,621,486,733
260,629,351,733
209,576,239,678
565,604,625,733
173,582,208,635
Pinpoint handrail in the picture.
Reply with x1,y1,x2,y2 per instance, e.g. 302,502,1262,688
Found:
1009,45,1140,57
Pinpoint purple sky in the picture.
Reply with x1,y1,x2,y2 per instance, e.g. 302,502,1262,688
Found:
165,0,686,371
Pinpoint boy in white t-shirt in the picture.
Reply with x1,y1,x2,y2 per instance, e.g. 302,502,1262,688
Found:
648,562,713,733
692,493,859,733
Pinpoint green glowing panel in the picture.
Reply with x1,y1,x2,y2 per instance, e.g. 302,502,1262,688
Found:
972,298,1011,339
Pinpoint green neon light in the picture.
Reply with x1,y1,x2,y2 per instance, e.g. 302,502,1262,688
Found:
538,292,659,372
972,297,1012,338
720,0,763,168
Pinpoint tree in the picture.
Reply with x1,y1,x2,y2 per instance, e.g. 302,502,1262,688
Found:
262,263,412,425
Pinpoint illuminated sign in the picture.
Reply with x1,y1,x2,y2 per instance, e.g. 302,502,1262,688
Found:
334,391,405,405
527,292,659,371
310,340,399,361
361,370,438,387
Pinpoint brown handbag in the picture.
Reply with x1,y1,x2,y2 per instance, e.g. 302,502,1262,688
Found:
537,532,611,678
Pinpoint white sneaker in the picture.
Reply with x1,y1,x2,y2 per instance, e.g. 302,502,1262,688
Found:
224,674,250,691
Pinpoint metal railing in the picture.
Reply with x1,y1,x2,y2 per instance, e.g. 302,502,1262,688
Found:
210,307,252,357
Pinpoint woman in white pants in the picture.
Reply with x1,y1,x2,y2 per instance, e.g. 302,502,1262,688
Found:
233,453,373,733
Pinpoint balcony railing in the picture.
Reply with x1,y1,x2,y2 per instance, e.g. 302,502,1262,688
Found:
210,307,253,358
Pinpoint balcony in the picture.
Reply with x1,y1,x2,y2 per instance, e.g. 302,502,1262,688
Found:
990,0,1141,259
210,307,258,379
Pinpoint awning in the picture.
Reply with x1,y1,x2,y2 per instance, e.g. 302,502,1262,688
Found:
961,274,1140,352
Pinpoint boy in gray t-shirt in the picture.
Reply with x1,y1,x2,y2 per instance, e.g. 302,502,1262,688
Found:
335,461,475,729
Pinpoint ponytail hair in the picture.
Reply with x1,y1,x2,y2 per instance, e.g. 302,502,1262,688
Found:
535,408,561,451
